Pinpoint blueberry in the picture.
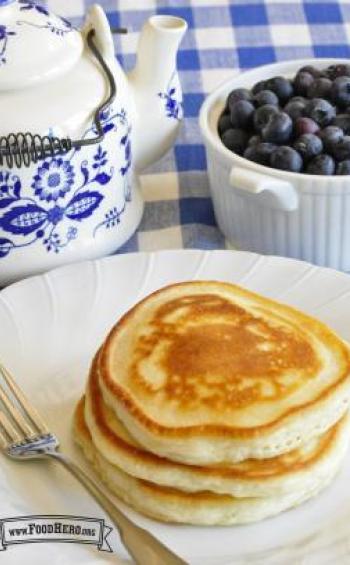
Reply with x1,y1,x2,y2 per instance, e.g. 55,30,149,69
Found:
218,113,232,135
227,88,253,110
248,135,262,146
254,89,279,107
229,100,255,129
252,80,267,95
262,112,293,144
299,65,323,78
336,160,350,175
294,72,314,96
294,117,320,136
332,114,350,135
289,96,307,104
293,134,323,161
305,98,336,127
318,126,344,153
326,64,350,80
253,104,279,132
243,142,276,166
331,77,350,108
284,98,306,120
265,76,294,103
307,77,332,100
221,128,249,155
332,136,350,161
270,146,303,172
306,154,335,175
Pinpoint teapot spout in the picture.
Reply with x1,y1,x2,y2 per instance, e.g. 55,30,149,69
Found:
128,15,187,171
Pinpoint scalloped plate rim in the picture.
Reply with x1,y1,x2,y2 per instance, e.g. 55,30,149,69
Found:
1,249,350,565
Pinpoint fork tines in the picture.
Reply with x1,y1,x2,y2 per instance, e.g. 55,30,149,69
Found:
0,363,49,447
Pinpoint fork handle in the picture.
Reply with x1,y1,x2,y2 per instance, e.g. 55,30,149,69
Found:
45,451,187,565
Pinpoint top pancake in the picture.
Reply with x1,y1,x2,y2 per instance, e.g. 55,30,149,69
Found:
99,281,350,464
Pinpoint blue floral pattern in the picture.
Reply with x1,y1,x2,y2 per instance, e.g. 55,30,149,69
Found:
158,71,183,121
0,109,132,259
0,25,16,66
32,158,75,202
93,110,132,236
118,109,132,202
18,1,49,16
18,1,72,35
0,2,73,67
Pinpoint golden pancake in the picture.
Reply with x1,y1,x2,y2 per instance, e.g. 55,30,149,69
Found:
86,352,350,497
74,398,350,525
98,281,350,464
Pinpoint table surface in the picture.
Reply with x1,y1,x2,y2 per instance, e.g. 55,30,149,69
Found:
51,0,350,254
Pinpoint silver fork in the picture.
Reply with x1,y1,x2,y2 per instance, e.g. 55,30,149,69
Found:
0,363,187,565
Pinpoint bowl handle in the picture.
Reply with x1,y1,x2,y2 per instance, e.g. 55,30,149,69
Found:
229,166,299,212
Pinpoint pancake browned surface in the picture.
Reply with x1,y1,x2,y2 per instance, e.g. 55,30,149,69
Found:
75,398,350,525
85,352,350,498
98,281,350,465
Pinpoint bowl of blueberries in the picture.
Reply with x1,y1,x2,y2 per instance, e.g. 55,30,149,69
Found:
199,59,350,271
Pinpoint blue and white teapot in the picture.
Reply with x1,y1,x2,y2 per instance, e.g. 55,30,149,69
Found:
0,0,186,285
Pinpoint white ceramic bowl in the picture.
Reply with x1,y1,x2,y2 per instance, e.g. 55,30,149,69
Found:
200,59,350,271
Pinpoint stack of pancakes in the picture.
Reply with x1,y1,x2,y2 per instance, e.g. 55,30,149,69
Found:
74,281,350,525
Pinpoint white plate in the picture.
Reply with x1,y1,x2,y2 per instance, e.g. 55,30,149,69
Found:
1,250,350,565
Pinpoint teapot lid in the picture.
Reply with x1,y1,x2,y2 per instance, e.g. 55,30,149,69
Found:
0,0,84,90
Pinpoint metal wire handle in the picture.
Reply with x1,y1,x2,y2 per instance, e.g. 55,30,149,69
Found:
0,28,117,169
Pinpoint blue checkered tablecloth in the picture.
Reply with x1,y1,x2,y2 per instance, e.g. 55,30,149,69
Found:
49,0,350,253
